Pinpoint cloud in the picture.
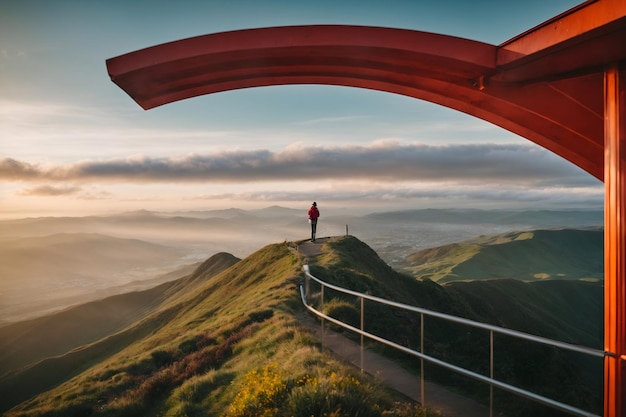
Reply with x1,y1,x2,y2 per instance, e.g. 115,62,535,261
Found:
0,158,42,180
191,185,604,202
0,142,598,187
19,185,82,196
0,100,92,123
188,183,603,208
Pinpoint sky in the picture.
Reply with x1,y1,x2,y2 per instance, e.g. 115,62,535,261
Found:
0,0,603,219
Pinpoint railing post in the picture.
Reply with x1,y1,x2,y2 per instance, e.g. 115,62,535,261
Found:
421,312,425,406
490,330,494,417
321,284,325,351
360,296,364,372
304,266,310,303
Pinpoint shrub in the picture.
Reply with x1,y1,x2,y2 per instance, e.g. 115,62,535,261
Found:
227,364,388,417
323,299,361,329
225,363,441,417
178,338,198,355
248,309,274,323
170,369,233,404
227,363,287,417
287,370,386,417
151,349,176,368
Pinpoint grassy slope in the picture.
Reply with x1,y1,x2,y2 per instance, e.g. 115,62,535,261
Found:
403,228,603,283
1,243,299,415
0,253,239,377
2,240,425,417
0,253,240,411
1,235,604,417
445,279,603,347
309,236,602,346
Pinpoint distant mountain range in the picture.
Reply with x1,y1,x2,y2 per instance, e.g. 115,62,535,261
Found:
0,234,603,417
0,207,603,323
363,208,603,228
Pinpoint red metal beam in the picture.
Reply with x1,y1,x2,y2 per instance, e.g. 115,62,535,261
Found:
106,25,496,109
496,0,626,82
106,22,612,180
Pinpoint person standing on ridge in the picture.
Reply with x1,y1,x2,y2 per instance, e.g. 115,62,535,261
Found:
308,201,320,242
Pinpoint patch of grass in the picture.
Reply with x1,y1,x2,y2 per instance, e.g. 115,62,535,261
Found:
163,369,235,417
286,369,387,417
323,298,360,329
404,243,480,282
403,229,603,283
226,362,420,417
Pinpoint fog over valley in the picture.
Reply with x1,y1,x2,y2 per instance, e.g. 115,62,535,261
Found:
0,206,603,324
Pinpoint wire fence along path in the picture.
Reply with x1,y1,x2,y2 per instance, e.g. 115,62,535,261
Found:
300,264,607,417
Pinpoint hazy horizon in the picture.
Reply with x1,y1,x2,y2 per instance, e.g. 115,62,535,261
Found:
0,206,603,324
0,201,605,222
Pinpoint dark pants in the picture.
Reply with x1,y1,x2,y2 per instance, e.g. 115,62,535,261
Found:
310,220,317,241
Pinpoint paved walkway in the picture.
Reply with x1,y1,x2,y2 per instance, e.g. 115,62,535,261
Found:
297,238,491,417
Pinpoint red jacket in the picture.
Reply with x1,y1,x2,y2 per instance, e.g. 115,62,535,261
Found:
308,205,320,221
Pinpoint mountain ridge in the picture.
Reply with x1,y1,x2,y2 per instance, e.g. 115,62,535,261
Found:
363,208,602,227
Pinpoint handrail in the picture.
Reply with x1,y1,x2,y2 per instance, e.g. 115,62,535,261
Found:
301,264,606,417
303,266,605,359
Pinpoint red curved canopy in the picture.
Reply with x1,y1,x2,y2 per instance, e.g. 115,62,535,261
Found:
106,0,626,181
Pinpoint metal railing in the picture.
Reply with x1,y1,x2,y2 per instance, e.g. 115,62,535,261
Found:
301,264,608,417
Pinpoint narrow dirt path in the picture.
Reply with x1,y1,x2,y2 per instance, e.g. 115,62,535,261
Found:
297,237,330,260
297,313,491,417
296,238,492,417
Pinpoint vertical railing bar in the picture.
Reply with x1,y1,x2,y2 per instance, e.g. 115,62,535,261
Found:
490,329,494,417
305,265,310,304
321,284,325,351
360,296,365,372
421,312,425,406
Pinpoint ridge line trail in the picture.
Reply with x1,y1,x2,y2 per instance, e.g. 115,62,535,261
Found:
297,237,492,417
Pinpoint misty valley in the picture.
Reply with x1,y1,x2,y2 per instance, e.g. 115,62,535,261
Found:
0,207,602,324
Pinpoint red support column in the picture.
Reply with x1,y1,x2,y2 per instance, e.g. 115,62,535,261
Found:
605,64,626,417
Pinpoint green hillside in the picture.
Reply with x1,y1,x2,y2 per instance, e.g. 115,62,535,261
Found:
0,252,239,377
304,237,603,416
0,235,603,417
1,239,437,417
402,228,603,283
